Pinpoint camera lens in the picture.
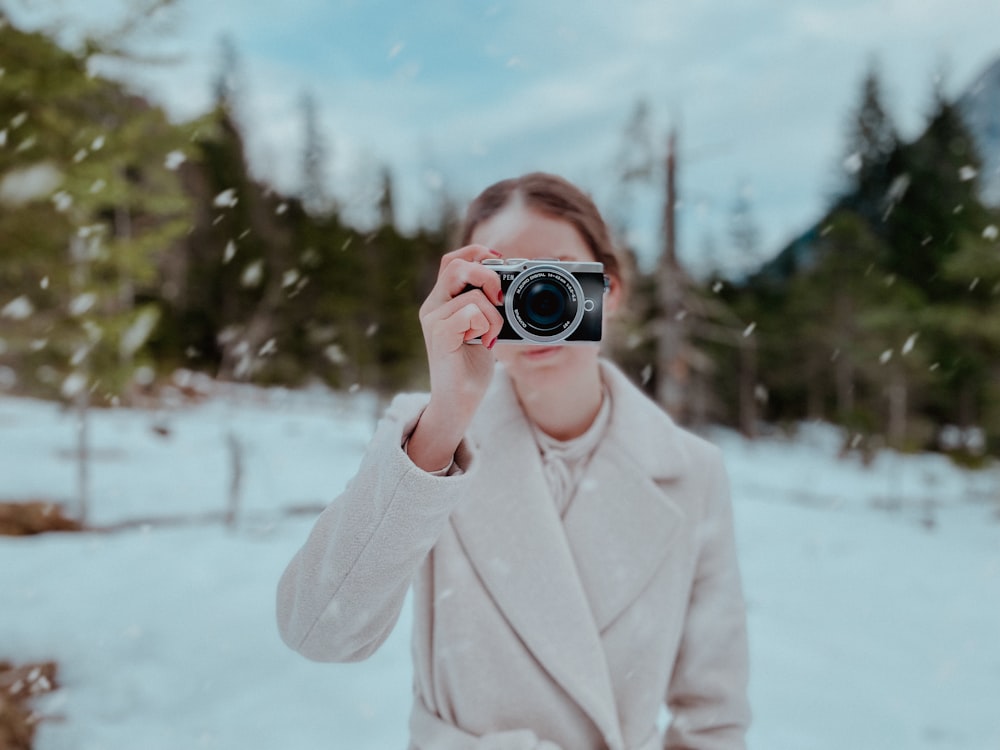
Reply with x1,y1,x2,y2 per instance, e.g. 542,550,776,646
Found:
506,265,584,343
520,281,566,330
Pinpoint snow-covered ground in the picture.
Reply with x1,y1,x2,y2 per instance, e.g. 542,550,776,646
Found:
1,384,999,750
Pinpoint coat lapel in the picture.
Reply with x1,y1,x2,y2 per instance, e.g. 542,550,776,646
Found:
562,361,689,632
451,368,624,748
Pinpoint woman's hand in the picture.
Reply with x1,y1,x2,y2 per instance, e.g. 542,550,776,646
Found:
406,245,505,472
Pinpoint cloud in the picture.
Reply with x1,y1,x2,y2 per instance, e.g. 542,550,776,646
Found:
6,0,999,268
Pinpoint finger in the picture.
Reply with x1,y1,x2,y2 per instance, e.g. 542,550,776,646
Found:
436,303,490,351
438,244,501,275
424,259,504,311
426,292,504,348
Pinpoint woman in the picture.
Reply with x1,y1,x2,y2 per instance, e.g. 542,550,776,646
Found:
276,173,750,749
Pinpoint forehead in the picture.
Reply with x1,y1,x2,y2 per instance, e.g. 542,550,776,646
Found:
469,201,593,262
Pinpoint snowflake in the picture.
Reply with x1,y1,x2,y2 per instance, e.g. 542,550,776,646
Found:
241,259,264,288
1,295,34,319
69,292,97,317
214,188,238,208
61,372,88,398
164,150,186,170
843,152,862,174
282,269,301,288
52,191,73,212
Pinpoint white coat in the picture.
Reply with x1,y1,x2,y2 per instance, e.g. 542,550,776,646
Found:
277,360,750,749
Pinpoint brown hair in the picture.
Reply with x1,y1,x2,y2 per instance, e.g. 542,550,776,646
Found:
458,172,623,285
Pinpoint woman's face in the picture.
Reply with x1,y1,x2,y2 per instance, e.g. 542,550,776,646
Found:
468,199,619,390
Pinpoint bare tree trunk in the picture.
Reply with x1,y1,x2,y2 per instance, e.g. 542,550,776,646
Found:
835,354,855,419
738,336,757,438
655,128,688,422
70,236,91,524
74,387,90,525
887,372,907,450
225,430,243,528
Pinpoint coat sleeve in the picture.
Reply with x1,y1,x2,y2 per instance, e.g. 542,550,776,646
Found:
664,445,751,750
275,393,479,662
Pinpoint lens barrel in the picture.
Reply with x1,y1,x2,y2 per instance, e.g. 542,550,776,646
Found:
506,265,584,343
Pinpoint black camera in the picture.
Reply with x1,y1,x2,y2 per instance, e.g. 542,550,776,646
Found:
473,258,607,344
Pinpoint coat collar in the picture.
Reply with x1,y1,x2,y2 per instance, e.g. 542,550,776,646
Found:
450,359,688,747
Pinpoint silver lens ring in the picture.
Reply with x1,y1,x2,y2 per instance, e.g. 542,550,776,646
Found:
504,264,585,344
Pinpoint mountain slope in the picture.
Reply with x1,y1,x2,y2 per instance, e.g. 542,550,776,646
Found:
960,54,1000,206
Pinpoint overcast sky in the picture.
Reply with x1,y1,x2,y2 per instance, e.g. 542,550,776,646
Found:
5,0,1000,273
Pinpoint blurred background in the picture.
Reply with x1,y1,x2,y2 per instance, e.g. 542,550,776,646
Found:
1,1,999,748
1,0,1000,455
1,0,999,456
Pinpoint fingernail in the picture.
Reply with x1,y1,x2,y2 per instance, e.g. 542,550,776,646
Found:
488,248,502,256
496,290,504,305
486,336,497,350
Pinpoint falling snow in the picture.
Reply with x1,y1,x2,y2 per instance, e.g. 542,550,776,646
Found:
164,150,186,171
241,259,264,288
843,152,863,174
59,371,87,398
0,162,64,206
120,309,159,358
324,344,346,365
69,292,97,317
902,334,918,355
1,295,34,319
958,165,978,182
214,188,239,209
983,225,998,241
52,190,72,212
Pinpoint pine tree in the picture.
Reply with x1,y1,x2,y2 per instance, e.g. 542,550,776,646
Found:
881,82,988,298
0,17,192,403
840,63,898,226
300,90,330,216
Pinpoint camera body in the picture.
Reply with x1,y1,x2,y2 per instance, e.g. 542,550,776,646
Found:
477,258,607,344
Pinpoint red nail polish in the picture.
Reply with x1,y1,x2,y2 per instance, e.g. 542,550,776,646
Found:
486,336,497,350
497,290,504,305
488,248,502,256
